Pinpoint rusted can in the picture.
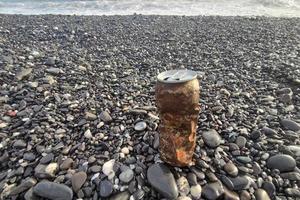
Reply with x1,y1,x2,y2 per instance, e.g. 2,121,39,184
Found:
156,69,200,167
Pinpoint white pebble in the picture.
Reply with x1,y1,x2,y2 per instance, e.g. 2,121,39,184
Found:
103,159,115,180
190,184,202,199
84,129,93,139
121,147,130,154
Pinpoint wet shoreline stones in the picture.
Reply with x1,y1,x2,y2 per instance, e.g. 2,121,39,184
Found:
0,14,300,200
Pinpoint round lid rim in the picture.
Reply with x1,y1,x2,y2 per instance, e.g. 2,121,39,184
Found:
157,69,198,83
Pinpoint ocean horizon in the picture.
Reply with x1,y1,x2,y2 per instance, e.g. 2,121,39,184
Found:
0,0,300,17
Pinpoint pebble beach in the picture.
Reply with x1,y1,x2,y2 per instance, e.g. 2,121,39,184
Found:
0,14,300,200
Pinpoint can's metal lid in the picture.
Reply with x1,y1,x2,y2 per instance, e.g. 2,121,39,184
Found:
157,69,197,83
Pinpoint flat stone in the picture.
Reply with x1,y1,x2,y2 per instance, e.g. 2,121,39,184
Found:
224,187,239,200
16,68,32,80
230,176,252,191
99,179,113,197
255,189,271,200
71,171,87,192
23,152,36,161
187,173,198,186
280,119,300,132
119,169,134,183
202,129,221,148
134,121,147,131
236,156,251,164
262,181,276,198
33,181,73,200
266,154,296,172
24,188,39,200
9,178,37,196
285,188,300,197
99,111,112,122
202,181,224,200
60,158,74,170
261,127,276,136
40,153,54,164
109,191,130,200
45,57,56,65
280,172,300,181
236,136,247,148
147,163,178,199
46,67,63,75
85,111,97,120
13,140,27,148
177,176,190,196
224,162,238,177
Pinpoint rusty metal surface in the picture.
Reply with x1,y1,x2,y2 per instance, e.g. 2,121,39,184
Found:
156,77,200,167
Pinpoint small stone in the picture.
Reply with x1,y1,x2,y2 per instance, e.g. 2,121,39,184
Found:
285,188,300,197
236,156,251,164
190,184,202,199
255,189,271,200
133,189,145,200
84,129,93,139
60,158,74,170
134,121,147,131
230,176,252,191
103,159,115,179
33,181,73,200
99,179,113,197
250,130,261,140
46,67,62,74
253,162,262,175
99,111,112,122
177,176,190,196
9,178,37,196
280,172,300,181
109,191,130,200
16,68,32,80
45,57,56,65
223,187,239,200
121,147,130,154
13,140,26,148
262,181,276,198
280,119,300,132
24,188,39,200
187,173,198,186
147,163,178,199
202,129,221,148
267,154,296,172
23,152,36,161
240,190,251,200
90,165,101,173
45,163,59,176
71,171,87,192
260,127,277,136
224,162,238,177
40,153,54,164
119,169,134,183
177,197,192,200
202,181,224,200
35,163,58,178
236,136,247,148
85,111,97,120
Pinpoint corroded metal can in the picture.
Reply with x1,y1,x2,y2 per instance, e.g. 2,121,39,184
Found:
156,69,200,167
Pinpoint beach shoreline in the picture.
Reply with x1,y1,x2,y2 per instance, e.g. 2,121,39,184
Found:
0,14,300,199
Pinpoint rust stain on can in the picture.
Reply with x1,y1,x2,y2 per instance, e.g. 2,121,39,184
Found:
156,70,200,167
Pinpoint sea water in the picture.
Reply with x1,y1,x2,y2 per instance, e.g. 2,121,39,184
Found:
0,0,299,17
